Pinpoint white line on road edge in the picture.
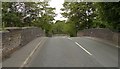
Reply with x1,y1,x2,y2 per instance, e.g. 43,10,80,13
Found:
85,37,120,48
75,42,92,56
20,38,47,68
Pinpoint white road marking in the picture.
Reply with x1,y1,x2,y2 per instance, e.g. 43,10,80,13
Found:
85,37,120,48
20,38,46,68
75,42,92,56
116,46,120,48
68,37,72,40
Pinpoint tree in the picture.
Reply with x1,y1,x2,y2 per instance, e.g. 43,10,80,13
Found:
51,20,65,34
95,2,120,31
61,2,120,35
61,2,96,36
31,2,56,36
2,2,55,27
2,2,22,27
63,22,76,37
2,2,56,35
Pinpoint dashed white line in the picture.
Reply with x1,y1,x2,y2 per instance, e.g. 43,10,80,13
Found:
75,42,92,56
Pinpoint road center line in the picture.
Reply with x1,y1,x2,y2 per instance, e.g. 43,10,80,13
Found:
75,42,92,56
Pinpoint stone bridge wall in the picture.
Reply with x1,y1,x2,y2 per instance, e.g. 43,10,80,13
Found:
77,28,119,45
1,27,45,59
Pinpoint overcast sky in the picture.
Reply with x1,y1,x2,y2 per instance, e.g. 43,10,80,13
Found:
49,0,67,21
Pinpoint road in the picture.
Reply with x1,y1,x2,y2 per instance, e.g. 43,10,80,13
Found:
26,36,118,67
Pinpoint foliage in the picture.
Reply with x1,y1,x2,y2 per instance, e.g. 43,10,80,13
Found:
61,2,120,34
61,2,97,36
51,20,65,34
51,20,76,37
2,2,22,27
2,2,120,37
2,2,56,36
95,2,120,31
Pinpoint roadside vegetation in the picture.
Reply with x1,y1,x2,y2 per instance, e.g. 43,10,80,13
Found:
61,2,120,36
2,2,120,36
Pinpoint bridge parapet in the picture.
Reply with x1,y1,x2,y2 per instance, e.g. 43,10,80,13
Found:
77,28,119,45
0,27,45,60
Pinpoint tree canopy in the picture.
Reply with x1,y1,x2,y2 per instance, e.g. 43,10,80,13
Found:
2,2,120,36
2,2,56,36
61,2,120,36
95,2,120,31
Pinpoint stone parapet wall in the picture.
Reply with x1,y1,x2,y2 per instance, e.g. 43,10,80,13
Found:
77,28,119,45
1,27,45,59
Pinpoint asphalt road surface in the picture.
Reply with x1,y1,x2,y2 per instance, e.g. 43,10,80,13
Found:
26,36,118,67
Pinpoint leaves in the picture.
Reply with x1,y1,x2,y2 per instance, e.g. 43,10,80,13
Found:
61,2,120,33
96,2,120,31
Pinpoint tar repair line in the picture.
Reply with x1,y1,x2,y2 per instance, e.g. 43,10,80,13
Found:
20,38,47,68
75,42,92,56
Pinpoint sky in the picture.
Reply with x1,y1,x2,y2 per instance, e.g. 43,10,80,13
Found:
49,0,67,21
